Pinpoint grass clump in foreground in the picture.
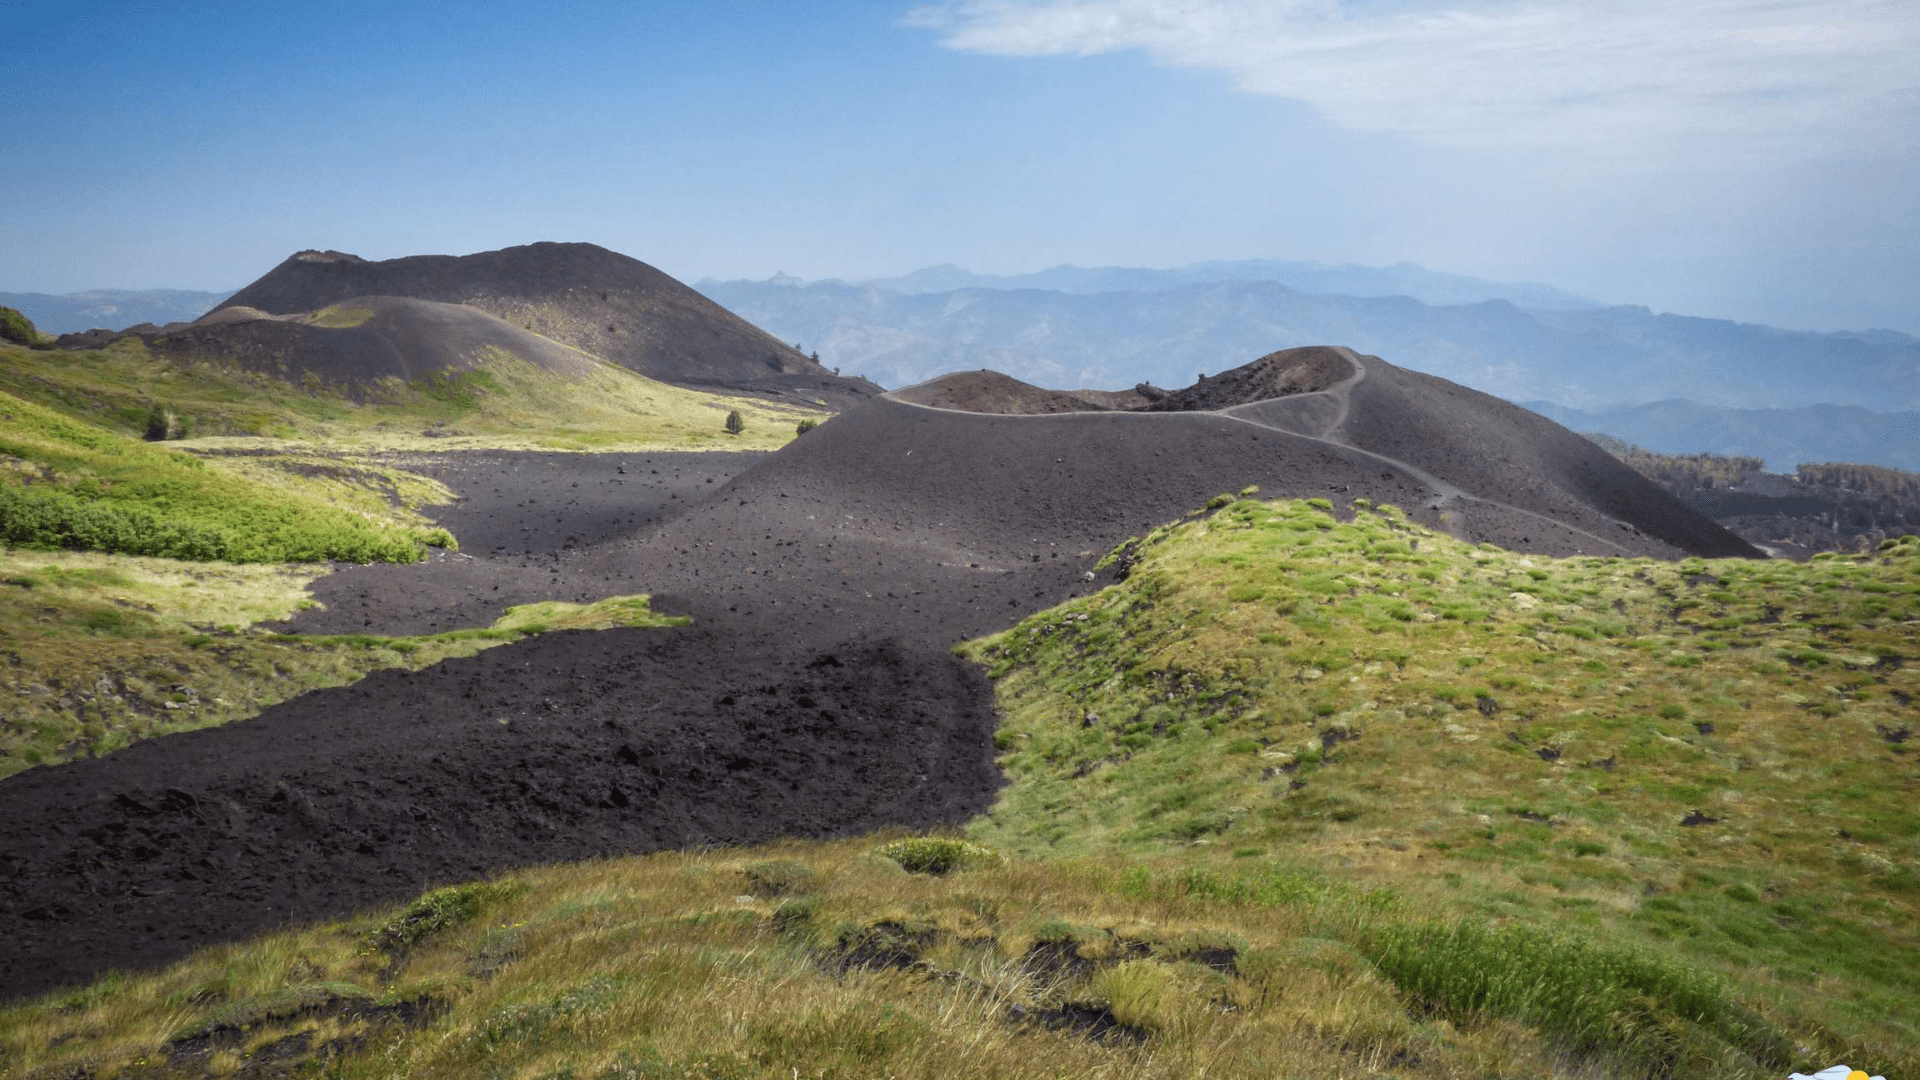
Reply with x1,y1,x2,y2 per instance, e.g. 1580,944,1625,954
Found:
0,388,453,562
0,544,683,777
0,836,1753,1080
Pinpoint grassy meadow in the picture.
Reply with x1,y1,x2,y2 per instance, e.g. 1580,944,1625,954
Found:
962,496,1919,1071
0,337,824,453
2,497,1915,1079
0,387,455,563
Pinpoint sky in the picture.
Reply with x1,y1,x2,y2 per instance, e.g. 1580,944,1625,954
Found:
2,0,1916,334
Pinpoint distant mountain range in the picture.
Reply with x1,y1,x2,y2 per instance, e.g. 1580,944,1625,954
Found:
699,270,1918,412
1524,400,1920,474
0,289,231,335
11,256,1918,473
854,258,1603,310
697,263,1920,471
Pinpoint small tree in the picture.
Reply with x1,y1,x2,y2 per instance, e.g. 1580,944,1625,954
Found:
796,419,818,436
724,409,744,435
144,403,178,441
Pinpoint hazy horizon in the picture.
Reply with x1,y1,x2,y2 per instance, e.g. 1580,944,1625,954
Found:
2,0,1915,335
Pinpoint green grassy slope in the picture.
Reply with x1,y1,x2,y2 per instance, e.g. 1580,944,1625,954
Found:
0,337,823,453
962,497,1918,1066
4,500,1915,1080
0,387,454,562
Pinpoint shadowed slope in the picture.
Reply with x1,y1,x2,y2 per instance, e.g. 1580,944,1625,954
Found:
151,295,598,391
1141,344,1355,410
211,244,880,406
1330,353,1761,559
861,346,1756,560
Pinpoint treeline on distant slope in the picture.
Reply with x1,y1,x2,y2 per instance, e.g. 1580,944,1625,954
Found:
1794,461,1920,503
1587,433,1920,554
1583,435,1765,496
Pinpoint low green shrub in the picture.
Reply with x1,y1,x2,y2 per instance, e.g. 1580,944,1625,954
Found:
878,837,1001,875
743,860,818,898
0,306,39,347
364,881,522,954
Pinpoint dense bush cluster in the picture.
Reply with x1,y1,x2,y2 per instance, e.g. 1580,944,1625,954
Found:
0,306,41,347
1593,437,1920,552
1605,445,1765,496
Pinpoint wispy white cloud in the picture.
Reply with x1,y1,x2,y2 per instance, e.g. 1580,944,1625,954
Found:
902,0,1920,148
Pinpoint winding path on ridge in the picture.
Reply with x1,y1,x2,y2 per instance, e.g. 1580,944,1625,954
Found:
0,347,1757,1000
1213,348,1650,556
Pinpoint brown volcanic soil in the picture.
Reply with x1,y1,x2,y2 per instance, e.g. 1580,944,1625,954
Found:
209,244,881,409
0,345,1761,1000
891,369,1117,414
1141,345,1354,410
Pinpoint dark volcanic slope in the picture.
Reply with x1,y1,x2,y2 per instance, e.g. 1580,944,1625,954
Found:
1132,347,1754,558
890,369,1117,414
0,343,1759,1000
862,346,1757,561
1331,354,1759,559
211,244,880,406
151,296,599,390
1142,345,1353,409
0,625,996,991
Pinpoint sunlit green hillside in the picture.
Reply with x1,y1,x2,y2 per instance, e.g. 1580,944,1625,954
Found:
0,337,823,453
963,497,1919,1067
0,387,453,563
3,500,1915,1080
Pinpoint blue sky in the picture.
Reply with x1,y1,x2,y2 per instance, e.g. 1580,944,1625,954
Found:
3,0,1916,334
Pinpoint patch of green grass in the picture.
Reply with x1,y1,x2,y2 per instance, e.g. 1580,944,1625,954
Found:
1363,917,1786,1071
0,388,452,562
879,837,1003,875
0,545,686,777
0,305,45,347
11,835,1890,1080
308,305,376,328
365,881,524,954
